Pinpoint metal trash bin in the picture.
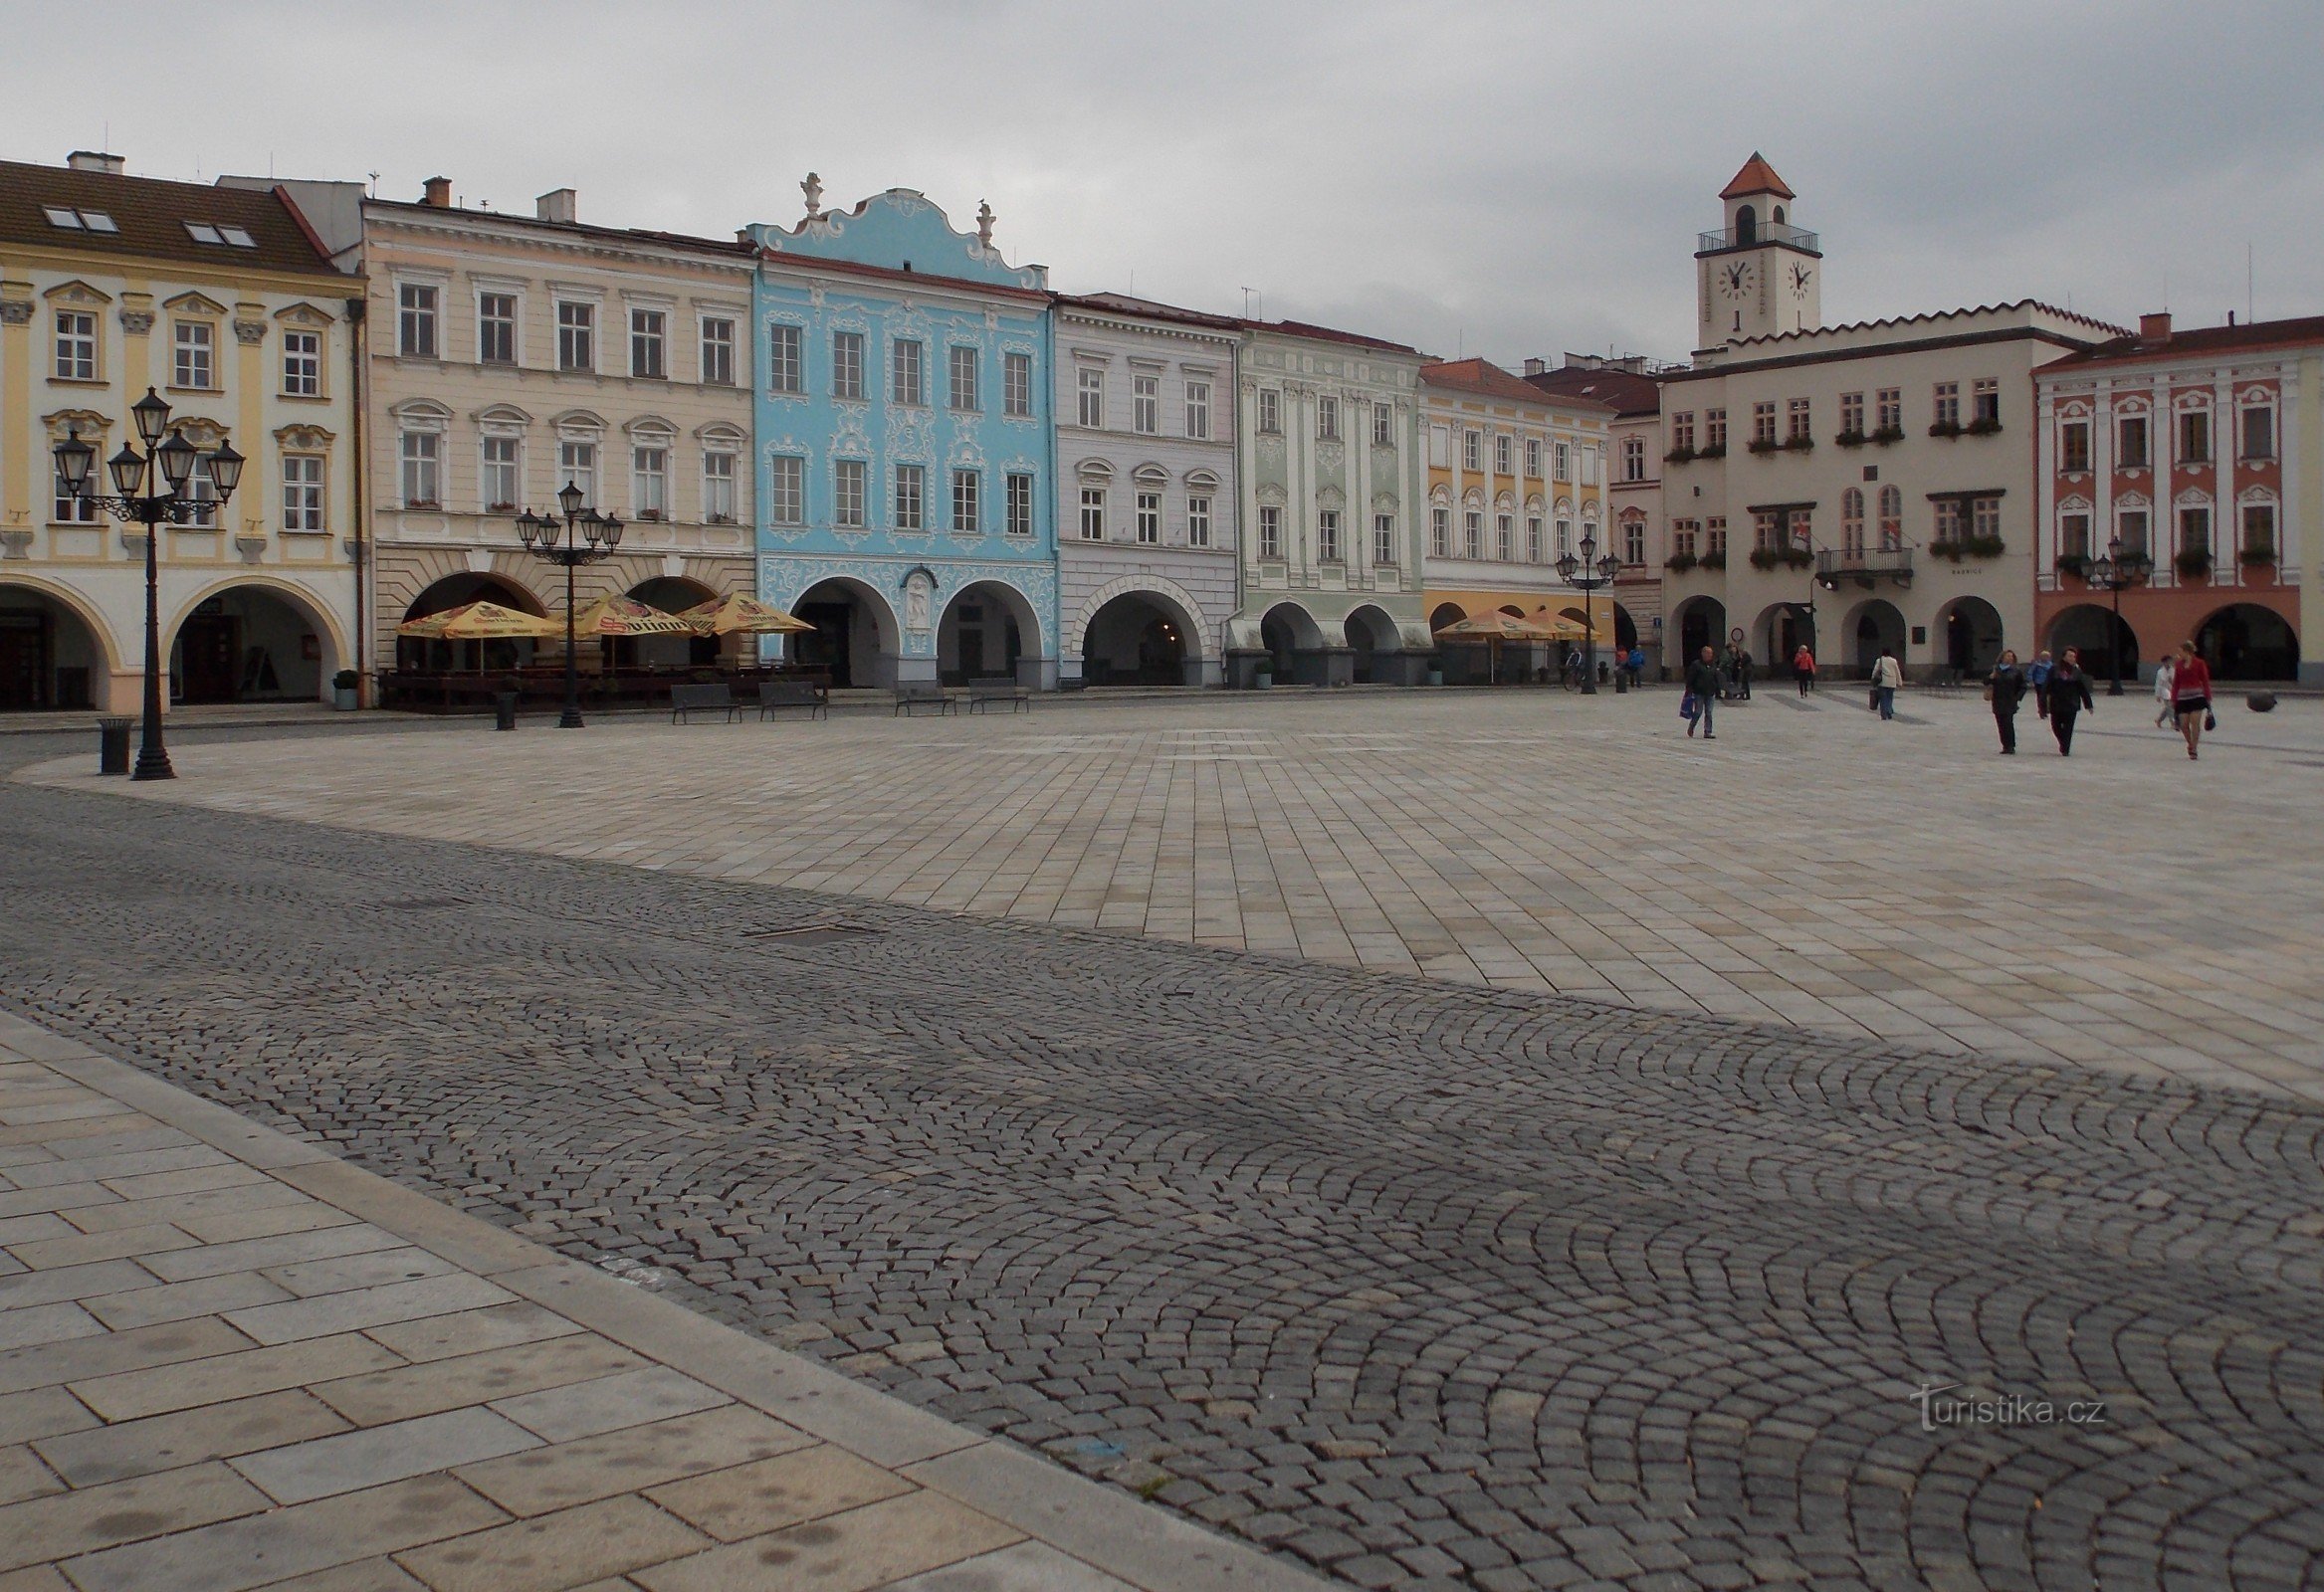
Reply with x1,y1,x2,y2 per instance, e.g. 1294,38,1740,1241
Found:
493,692,520,731
1614,671,1629,694
98,716,132,776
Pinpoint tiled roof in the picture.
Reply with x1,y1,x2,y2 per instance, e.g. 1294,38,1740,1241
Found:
1423,357,1611,413
1523,365,1661,417
364,198,753,265
1720,153,1795,201
2040,313,2324,371
1060,292,1241,330
1245,316,1418,355
0,159,337,278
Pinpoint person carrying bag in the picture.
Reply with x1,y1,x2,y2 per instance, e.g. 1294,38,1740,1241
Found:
2170,640,2215,760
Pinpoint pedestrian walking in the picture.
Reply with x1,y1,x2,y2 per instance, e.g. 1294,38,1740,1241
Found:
1685,645,1721,739
1987,648,2027,754
2170,641,2214,760
2153,652,2177,728
1628,646,1646,689
2042,647,2096,754
1793,644,1816,696
1734,646,1754,700
2026,650,2055,719
1870,649,1903,720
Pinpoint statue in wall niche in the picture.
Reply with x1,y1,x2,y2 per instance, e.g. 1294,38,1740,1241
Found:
976,201,995,250
905,572,933,632
801,172,824,220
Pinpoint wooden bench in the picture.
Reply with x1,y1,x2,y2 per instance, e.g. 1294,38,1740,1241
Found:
755,680,828,720
893,683,956,716
670,683,741,723
965,678,1031,714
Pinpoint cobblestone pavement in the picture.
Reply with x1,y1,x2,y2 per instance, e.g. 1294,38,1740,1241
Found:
27,689,2324,1099
2,727,2321,1591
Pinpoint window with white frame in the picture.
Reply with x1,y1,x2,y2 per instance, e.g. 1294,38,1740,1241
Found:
397,283,438,357
2242,501,2277,558
1557,517,1572,556
1463,429,1481,471
1875,389,1901,432
556,301,594,371
283,329,320,396
951,469,980,533
950,345,979,411
1004,352,1032,417
478,294,517,365
2116,506,2149,557
1495,435,1512,476
1318,508,1340,561
2179,407,2212,464
891,339,925,406
1079,487,1105,540
769,457,803,526
180,457,217,526
1133,374,1159,435
1555,440,1571,479
700,317,735,386
1623,516,1644,565
767,323,802,394
1077,367,1105,428
832,330,865,400
1973,496,2001,540
702,451,736,522
1527,515,1543,561
1705,409,1727,452
2179,503,2211,556
632,445,668,517
282,454,325,532
1006,473,1033,535
1463,510,1482,557
1317,396,1339,442
1137,492,1161,543
54,310,96,380
834,460,866,527
1933,499,1963,544
1496,513,1512,560
556,439,596,504
2118,413,2149,469
481,436,520,510
1621,437,1644,482
624,303,670,374
1934,381,1960,429
1877,487,1901,549
2059,511,2090,559
1187,495,1211,547
53,456,95,522
894,463,925,530
1671,519,1698,557
1373,513,1394,563
2240,402,2275,460
1841,488,1865,555
1373,403,1393,448
1258,504,1281,558
1972,377,2000,425
2061,419,2091,473
1431,507,1449,556
1526,436,1544,476
1257,389,1280,434
400,430,441,506
1839,393,1864,436
173,320,214,389
1184,380,1211,440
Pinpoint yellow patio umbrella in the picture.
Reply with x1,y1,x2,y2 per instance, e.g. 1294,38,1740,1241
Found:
1432,612,1563,642
680,593,815,636
564,594,699,638
395,600,563,640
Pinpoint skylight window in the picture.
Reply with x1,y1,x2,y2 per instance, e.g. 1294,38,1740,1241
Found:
219,226,255,248
43,206,82,229
43,207,117,232
82,211,117,232
184,222,223,244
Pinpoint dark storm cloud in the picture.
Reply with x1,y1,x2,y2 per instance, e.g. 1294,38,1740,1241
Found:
6,0,2317,364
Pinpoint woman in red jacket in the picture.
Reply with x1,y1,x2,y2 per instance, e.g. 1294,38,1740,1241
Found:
2170,640,2214,759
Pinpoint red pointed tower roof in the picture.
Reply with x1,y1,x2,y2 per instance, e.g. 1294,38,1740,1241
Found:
1720,152,1795,201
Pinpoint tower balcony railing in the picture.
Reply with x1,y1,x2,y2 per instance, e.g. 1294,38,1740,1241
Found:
1698,222,1820,254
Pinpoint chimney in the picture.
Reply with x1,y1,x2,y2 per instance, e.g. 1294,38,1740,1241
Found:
1522,357,1547,377
2139,311,2173,341
66,150,123,175
421,175,452,208
535,188,576,224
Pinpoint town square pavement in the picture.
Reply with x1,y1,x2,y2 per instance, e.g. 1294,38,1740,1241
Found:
0,694,2320,1591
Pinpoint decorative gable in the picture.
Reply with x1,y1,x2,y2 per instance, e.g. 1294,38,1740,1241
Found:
43,279,112,306
162,291,229,316
750,188,1047,293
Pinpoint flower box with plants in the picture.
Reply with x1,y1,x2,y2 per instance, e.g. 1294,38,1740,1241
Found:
1695,443,1727,460
1927,419,1964,440
1966,416,2004,436
636,508,665,522
488,500,517,513
1663,550,1698,573
1663,445,1696,465
1782,436,1814,452
1749,545,1816,571
1928,534,2007,561
2053,552,2091,580
1870,426,1905,446
1747,438,1781,455
2238,544,2277,570
1833,429,1868,448
2175,548,2214,580
1698,549,1727,570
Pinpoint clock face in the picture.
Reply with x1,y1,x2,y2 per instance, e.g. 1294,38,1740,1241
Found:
1790,262,1812,297
1718,260,1754,300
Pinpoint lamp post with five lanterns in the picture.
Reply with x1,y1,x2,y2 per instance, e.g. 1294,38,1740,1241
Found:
1555,528,1625,695
2084,531,2152,696
515,484,624,728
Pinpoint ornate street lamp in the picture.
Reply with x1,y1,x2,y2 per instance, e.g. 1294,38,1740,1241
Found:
515,484,624,728
53,389,244,780
1555,529,1625,695
2083,532,2152,696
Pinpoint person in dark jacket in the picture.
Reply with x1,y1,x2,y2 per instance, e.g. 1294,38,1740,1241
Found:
1685,645,1722,739
1988,649,2027,754
2042,647,2096,754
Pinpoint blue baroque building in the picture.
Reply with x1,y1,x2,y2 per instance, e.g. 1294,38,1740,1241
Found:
745,185,1056,688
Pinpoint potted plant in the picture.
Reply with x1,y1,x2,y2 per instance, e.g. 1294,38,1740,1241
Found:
1698,549,1727,570
1966,416,2004,436
331,669,360,710
2054,552,2091,580
1870,425,1905,446
1783,435,1814,452
1928,419,1964,440
1833,429,1868,448
1927,539,1963,561
1663,550,1698,573
1253,660,1274,690
2238,544,2277,574
2175,548,2213,581
1663,444,1696,465
1965,533,2007,558
1696,443,1727,460
1747,438,1781,456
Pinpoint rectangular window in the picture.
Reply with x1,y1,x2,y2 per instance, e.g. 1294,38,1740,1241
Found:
280,328,321,397
832,331,864,400
1528,515,1544,561
1078,367,1105,428
1672,520,1698,558
1557,518,1573,556
2179,408,2212,464
2241,404,2275,460
1581,445,1598,487
1428,425,1450,469
1373,403,1393,448
1463,430,1481,471
1257,389,1281,434
1495,434,1512,475
767,323,802,394
556,440,595,504
1005,472,1033,535
894,463,925,530
702,452,736,522
1973,377,2000,425
1004,351,1032,417
1373,513,1394,564
1973,496,2002,540
950,345,980,412
556,301,594,371
1621,437,1645,483
2061,420,2090,474
1317,509,1341,561
1133,374,1159,435
1463,510,1482,557
181,459,218,527
1707,516,1727,555
400,431,440,507
54,460,95,523
1670,414,1695,453
54,310,96,380
952,469,981,533
1137,491,1161,544
481,436,520,509
700,316,735,386
1934,381,1961,429
1705,409,1727,452
632,447,667,517
1624,518,1644,565
173,320,214,389
1079,487,1106,540
1751,402,1777,445
282,455,324,532
1876,389,1901,432
2242,502,2277,558
1431,506,1450,557
629,309,667,379
1933,499,1963,543
478,294,516,365
1258,505,1281,558
2119,414,2149,470
1495,513,1513,560
1756,509,1784,550
891,339,925,405
2179,505,2211,555
397,284,437,358
2117,509,2149,558
1184,380,1211,440
834,460,865,527
1839,393,1864,435
1317,395,1340,441
1787,397,1810,441
1526,436,1544,475
2059,512,2090,559
769,456,803,526
1556,440,1573,479
1186,496,1211,547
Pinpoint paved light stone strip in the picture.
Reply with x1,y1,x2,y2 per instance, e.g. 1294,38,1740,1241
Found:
0,1021,1318,1592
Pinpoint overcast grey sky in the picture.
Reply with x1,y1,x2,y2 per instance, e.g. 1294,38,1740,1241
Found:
7,1,2318,363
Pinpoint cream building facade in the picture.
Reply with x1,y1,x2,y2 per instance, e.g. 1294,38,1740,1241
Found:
1,153,358,711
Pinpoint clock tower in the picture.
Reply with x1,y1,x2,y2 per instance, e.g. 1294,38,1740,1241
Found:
1696,152,1820,352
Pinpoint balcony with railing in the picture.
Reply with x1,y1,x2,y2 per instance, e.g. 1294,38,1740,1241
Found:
1698,222,1820,255
1815,545,1912,587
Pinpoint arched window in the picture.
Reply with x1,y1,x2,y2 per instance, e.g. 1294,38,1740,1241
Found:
1772,205,1787,227
1736,204,1758,245
1877,486,1902,551
1841,488,1864,556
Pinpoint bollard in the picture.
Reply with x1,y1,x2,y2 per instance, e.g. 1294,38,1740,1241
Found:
98,716,132,775
494,692,520,731
1614,671,1629,694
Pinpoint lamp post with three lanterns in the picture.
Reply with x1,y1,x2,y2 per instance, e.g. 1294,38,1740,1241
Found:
515,483,624,729
2083,532,2151,696
1555,528,1625,694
